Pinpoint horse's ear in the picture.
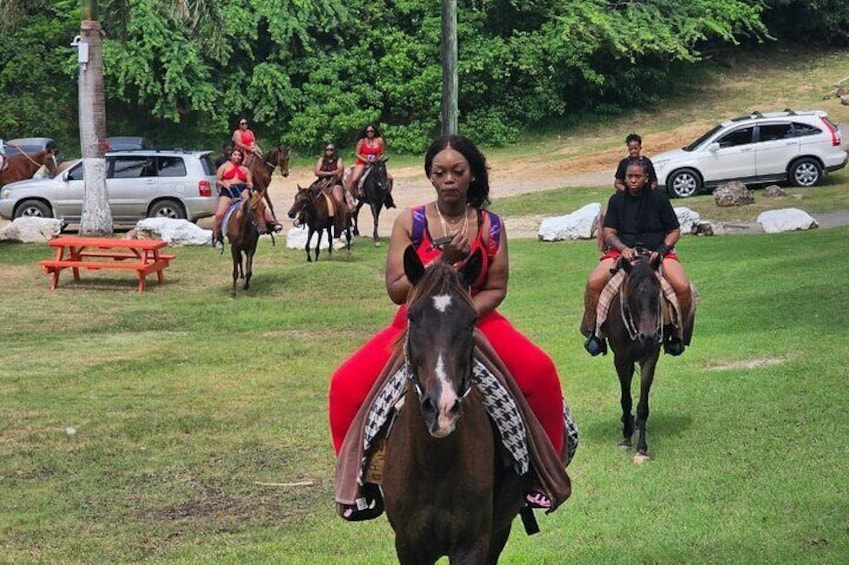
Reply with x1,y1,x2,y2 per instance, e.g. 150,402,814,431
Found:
404,245,426,286
458,248,483,287
621,256,633,273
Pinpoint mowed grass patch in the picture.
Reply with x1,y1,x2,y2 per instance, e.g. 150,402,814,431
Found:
2,224,849,563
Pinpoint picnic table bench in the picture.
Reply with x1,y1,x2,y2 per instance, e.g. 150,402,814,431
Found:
38,236,174,293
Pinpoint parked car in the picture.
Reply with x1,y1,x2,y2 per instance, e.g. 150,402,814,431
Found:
106,136,153,151
653,109,848,198
4,137,58,157
0,149,217,224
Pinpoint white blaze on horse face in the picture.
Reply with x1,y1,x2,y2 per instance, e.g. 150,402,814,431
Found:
433,353,459,437
432,294,452,313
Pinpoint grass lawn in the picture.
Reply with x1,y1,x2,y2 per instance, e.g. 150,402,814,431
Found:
1,223,848,564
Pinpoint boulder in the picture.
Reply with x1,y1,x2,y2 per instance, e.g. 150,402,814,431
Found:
286,225,353,250
674,207,701,234
714,181,754,207
757,208,819,234
0,217,64,242
763,185,787,198
538,203,600,241
135,218,212,246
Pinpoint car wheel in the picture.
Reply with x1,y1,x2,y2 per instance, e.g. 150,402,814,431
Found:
14,199,53,219
667,169,701,198
789,158,823,187
149,199,186,220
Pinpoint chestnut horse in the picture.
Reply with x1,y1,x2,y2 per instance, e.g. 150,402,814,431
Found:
286,180,351,262
603,250,663,462
381,246,528,564
245,146,290,222
0,143,60,186
227,189,266,298
352,157,390,242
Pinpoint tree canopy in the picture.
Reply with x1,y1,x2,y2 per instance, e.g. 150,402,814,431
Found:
2,0,846,156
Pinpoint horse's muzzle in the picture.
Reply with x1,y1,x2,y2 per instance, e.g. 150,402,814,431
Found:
421,393,460,438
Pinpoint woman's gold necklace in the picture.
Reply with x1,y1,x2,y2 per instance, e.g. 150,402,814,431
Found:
435,203,469,238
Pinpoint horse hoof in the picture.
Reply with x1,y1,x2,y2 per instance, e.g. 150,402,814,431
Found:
618,439,632,450
633,452,650,464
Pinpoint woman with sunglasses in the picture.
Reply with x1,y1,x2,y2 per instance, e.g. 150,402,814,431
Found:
231,117,263,158
345,124,395,208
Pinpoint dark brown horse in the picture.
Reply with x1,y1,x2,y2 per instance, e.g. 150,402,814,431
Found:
286,181,351,262
352,157,390,242
0,143,60,186
381,246,528,564
227,189,266,298
603,251,663,462
245,146,290,222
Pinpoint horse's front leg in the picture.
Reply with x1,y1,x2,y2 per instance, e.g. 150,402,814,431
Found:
615,354,635,448
243,250,254,291
230,250,240,298
372,204,381,242
352,201,363,236
325,224,333,259
634,354,659,460
394,539,438,565
305,229,314,262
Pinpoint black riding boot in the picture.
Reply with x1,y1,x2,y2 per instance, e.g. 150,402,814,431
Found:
384,192,396,209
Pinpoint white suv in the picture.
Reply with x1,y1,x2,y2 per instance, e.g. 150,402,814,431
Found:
0,149,217,223
653,110,848,198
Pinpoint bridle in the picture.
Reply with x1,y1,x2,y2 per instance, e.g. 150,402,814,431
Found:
403,315,475,404
619,256,664,342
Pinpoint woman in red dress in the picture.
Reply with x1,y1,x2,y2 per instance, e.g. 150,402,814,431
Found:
329,134,566,517
345,124,395,208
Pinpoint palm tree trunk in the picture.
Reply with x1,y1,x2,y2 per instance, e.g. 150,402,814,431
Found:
78,14,113,236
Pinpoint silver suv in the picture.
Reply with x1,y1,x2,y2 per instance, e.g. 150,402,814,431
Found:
653,110,848,198
0,149,217,223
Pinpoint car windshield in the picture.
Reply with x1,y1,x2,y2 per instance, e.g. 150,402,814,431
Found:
683,125,723,152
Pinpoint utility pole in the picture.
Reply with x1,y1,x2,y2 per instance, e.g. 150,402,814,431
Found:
441,0,458,135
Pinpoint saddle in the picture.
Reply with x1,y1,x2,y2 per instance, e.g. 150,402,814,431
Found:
335,330,575,520
595,269,699,344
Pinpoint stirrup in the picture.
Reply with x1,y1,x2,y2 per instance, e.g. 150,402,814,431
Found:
340,484,384,522
664,335,684,356
584,334,607,356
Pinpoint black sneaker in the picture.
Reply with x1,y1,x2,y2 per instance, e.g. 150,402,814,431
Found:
584,334,607,356
664,335,684,356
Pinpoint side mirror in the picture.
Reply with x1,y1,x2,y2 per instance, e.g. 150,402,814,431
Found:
708,142,720,152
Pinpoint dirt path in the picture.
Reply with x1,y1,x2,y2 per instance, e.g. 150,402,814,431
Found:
262,160,612,240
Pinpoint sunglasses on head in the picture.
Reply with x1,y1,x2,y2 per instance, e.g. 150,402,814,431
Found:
239,121,247,125
366,129,374,133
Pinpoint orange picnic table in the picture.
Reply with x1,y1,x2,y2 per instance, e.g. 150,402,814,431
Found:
39,236,174,293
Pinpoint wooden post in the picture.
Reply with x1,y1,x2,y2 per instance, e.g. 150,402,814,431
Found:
441,0,458,136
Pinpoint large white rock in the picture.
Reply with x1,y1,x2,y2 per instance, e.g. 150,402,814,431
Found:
0,217,64,242
285,225,353,250
538,203,601,241
134,218,212,246
757,208,819,234
674,207,701,234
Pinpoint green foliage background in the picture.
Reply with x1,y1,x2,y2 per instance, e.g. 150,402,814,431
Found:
2,0,848,155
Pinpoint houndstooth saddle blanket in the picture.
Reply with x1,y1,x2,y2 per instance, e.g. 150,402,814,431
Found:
357,360,579,488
